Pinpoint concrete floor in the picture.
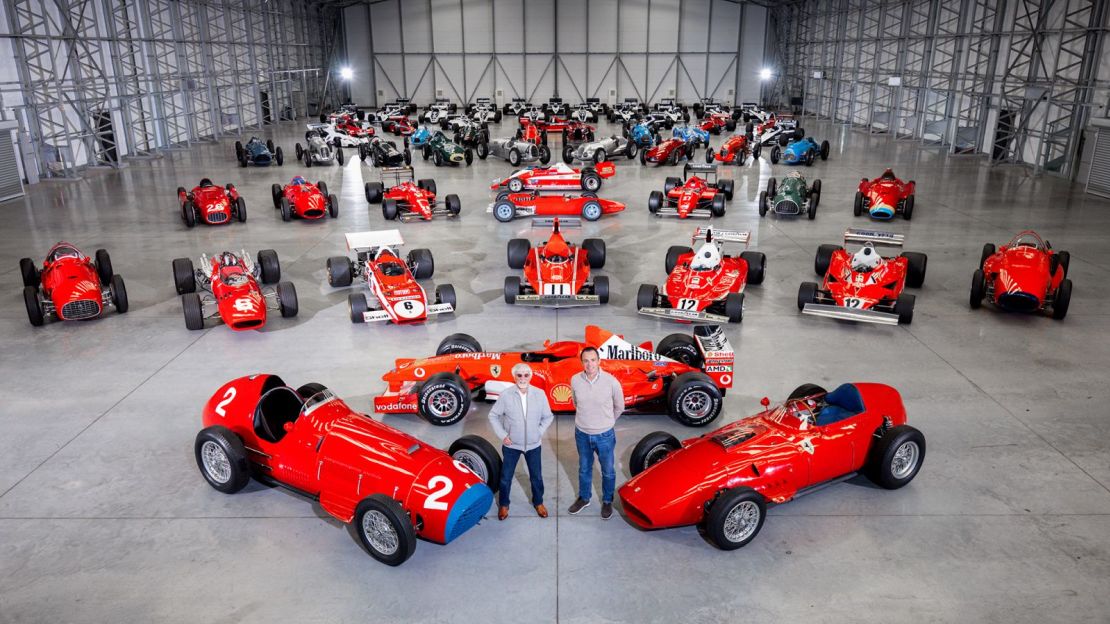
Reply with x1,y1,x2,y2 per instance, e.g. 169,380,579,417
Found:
1,115,1109,624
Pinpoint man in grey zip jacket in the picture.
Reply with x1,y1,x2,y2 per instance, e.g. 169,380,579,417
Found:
488,362,555,520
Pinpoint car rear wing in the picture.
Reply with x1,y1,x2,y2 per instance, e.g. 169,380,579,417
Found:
532,217,581,229
844,228,904,247
378,165,415,186
692,227,750,246
345,230,404,252
683,163,718,177
305,122,328,132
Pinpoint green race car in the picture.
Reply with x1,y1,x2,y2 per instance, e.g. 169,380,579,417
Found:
758,171,821,220
422,130,473,167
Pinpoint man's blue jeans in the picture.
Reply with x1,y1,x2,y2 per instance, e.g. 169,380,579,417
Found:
575,427,616,504
499,446,544,508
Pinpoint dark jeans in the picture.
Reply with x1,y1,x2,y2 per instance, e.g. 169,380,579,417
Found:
499,446,544,508
575,427,616,504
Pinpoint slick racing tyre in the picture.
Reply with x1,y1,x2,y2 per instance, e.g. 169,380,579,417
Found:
436,333,482,354
667,372,722,426
327,256,354,287
417,372,471,426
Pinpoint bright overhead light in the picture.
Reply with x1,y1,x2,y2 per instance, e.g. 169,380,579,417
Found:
760,68,773,81
340,67,353,81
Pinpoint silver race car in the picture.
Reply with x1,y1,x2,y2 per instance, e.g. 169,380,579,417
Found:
563,135,637,164
296,128,347,166
487,136,552,167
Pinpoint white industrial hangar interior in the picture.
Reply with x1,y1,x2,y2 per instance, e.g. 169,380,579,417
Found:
1,0,1109,622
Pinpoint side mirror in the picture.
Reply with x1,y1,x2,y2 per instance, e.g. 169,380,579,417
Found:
760,397,770,407
283,422,294,432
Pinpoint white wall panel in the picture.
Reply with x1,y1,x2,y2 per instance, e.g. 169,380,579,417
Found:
463,1,493,53
619,0,649,53
405,55,435,103
401,1,432,53
344,5,374,104
588,1,618,51
524,0,555,53
374,55,404,101
435,57,467,101
466,56,497,99
646,56,677,101
431,0,464,53
559,55,589,101
558,0,588,52
680,1,710,53
492,0,524,50
648,0,679,53
737,5,767,103
710,0,740,52
678,54,707,101
370,1,401,51
525,54,556,101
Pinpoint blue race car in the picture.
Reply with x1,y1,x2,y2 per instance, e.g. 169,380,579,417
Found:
770,136,830,166
626,121,661,148
672,124,710,149
408,125,434,149
235,137,283,167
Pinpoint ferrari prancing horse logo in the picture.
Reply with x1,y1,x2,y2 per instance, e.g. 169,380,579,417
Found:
490,365,501,377
800,438,815,455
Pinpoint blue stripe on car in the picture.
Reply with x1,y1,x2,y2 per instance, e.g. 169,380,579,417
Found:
443,482,494,544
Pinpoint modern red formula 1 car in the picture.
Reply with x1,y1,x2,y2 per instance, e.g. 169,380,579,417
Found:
855,169,917,220
491,161,616,194
327,230,455,325
504,217,608,307
20,243,128,326
640,137,696,166
374,325,735,427
364,166,461,222
177,178,245,227
489,190,625,222
698,111,737,135
706,134,761,165
271,176,338,221
382,116,416,136
172,250,298,331
194,375,499,566
648,163,734,219
798,229,927,325
618,382,925,550
637,228,765,324
970,230,1072,319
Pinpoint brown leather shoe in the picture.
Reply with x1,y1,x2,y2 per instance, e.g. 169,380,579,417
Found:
498,506,509,521
534,504,548,518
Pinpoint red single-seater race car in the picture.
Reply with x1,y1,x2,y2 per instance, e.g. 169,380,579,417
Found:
637,228,765,324
194,375,499,566
20,243,128,326
640,137,696,166
382,116,416,136
489,190,625,222
374,325,735,427
648,163,734,219
172,250,298,331
365,166,460,222
706,133,761,165
855,169,917,220
618,382,925,550
970,230,1072,319
798,229,927,325
177,178,245,227
271,176,338,221
491,161,615,194
699,111,737,135
504,217,608,307
327,230,455,325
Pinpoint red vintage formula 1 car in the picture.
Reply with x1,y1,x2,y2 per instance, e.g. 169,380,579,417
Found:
364,166,461,222
177,178,245,227
194,375,499,566
334,114,375,140
489,190,625,222
374,325,735,427
491,161,616,194
172,250,298,331
327,230,455,325
648,163,734,219
855,169,917,220
382,116,416,136
970,230,1072,319
706,134,761,165
504,217,608,307
637,228,765,324
271,176,338,221
20,243,128,326
798,229,927,325
641,137,696,166
618,382,925,550
699,111,737,135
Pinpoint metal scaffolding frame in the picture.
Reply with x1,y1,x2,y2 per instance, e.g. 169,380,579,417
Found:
0,0,338,179
771,0,1110,177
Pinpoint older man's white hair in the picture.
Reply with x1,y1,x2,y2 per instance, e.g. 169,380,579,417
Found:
511,363,532,377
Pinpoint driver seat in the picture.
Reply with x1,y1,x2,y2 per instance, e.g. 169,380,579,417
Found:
815,383,865,426
254,386,304,443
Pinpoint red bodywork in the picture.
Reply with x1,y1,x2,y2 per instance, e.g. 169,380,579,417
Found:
751,115,778,136
383,116,415,135
518,220,594,298
666,176,723,218
490,162,615,193
710,134,756,164
662,251,751,314
281,180,331,219
200,375,491,545
821,249,911,311
206,255,269,331
981,231,1067,312
364,249,435,324
179,183,241,225
32,243,110,321
375,325,734,415
518,123,545,146
334,116,374,138
619,383,908,530
644,138,689,165
386,181,438,220
699,112,732,134
519,116,574,134
492,191,625,221
858,170,915,215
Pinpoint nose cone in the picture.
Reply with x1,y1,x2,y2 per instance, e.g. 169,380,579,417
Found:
443,482,493,544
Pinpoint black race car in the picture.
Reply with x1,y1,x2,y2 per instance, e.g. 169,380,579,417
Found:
366,137,413,168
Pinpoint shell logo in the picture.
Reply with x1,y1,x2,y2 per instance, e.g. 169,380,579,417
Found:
550,384,573,403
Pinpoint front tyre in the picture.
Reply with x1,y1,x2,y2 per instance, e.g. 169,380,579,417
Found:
705,487,766,550
417,372,472,426
449,435,502,492
629,431,680,476
194,426,251,494
353,494,417,566
865,425,926,490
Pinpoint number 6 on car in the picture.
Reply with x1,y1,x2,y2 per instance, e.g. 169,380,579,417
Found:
194,375,501,566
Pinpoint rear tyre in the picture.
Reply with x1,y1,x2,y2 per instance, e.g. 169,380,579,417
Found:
173,257,197,294
24,286,44,326
705,487,766,550
970,269,985,309
417,372,472,426
739,251,766,286
407,248,435,279
448,435,502,492
901,252,928,288
815,244,841,277
353,495,417,567
665,246,693,274
629,432,681,477
94,249,113,286
194,426,251,494
582,238,606,269
1052,279,1072,320
666,372,722,427
437,333,482,355
980,243,996,269
656,334,702,368
277,281,299,318
258,249,281,284
20,258,40,288
327,256,354,287
865,425,926,489
109,275,128,313
182,293,205,330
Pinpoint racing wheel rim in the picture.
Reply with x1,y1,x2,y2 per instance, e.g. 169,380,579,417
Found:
723,500,760,543
891,441,920,479
495,203,515,221
582,202,602,220
680,390,712,419
427,389,459,418
643,444,672,470
361,510,400,555
452,449,488,482
200,441,231,484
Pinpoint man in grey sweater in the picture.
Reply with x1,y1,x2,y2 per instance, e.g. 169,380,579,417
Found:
488,362,555,520
567,346,625,519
